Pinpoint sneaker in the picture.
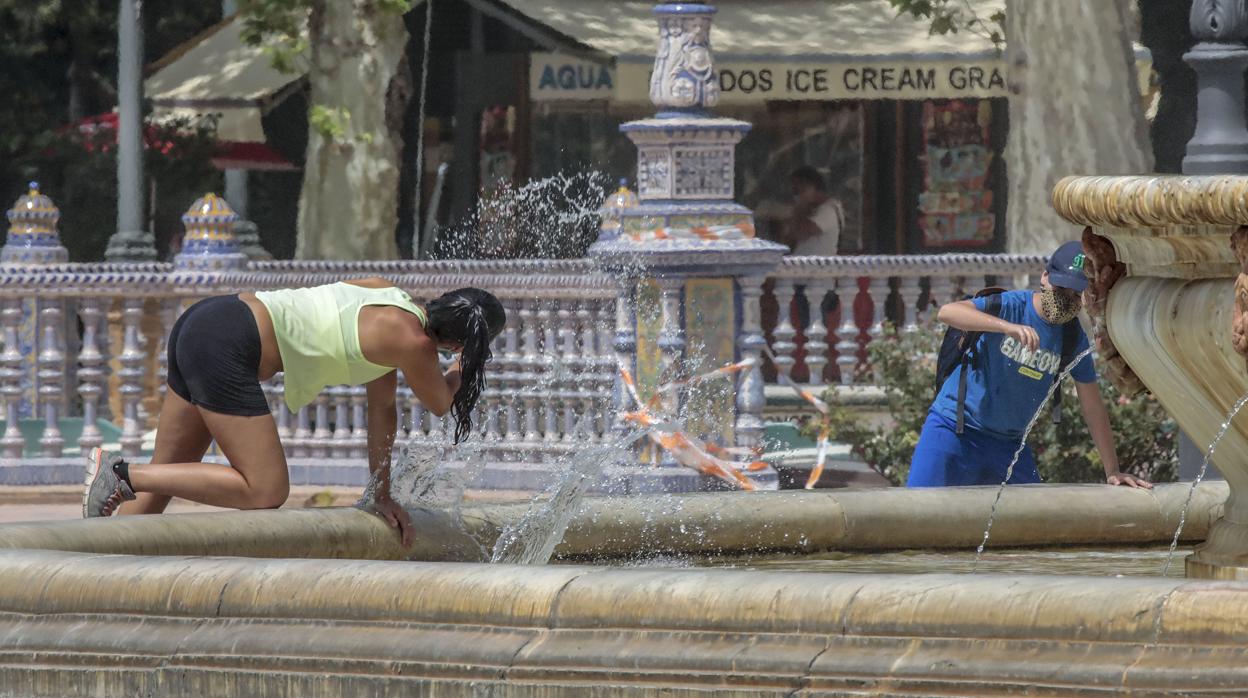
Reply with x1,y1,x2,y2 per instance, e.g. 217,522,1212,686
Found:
83,447,136,518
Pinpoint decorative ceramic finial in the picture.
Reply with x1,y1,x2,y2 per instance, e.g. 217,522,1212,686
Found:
175,193,247,271
597,180,640,243
3,182,68,264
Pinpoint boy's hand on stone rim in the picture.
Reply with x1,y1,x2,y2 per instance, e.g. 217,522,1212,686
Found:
1107,471,1153,489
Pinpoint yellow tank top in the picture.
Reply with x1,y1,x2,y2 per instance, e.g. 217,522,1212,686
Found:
255,283,427,410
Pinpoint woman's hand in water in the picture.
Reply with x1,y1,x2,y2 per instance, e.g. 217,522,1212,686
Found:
1106,471,1153,489
374,494,414,547
1003,322,1040,352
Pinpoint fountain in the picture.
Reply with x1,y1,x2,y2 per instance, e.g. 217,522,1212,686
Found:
5,0,1248,694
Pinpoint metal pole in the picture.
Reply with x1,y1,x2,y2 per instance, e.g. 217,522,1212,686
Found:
106,0,157,261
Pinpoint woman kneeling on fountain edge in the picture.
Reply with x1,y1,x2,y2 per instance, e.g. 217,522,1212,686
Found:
907,241,1151,489
80,279,506,545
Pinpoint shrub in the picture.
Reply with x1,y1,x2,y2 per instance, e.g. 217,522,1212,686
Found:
803,322,1177,486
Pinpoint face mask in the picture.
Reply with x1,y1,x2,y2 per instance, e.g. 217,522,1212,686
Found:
1040,288,1081,324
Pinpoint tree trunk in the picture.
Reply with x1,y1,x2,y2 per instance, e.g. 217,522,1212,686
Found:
1004,0,1154,255
295,2,408,260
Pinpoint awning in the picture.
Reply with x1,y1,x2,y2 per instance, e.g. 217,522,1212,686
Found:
505,0,1152,103
500,0,1006,60
144,15,305,143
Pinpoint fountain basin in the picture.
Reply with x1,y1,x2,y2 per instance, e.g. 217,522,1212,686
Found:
0,484,1235,694
0,483,1224,560
1,549,1247,695
1053,175,1248,578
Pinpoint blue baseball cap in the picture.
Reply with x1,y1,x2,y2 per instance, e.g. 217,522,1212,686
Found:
1046,241,1088,292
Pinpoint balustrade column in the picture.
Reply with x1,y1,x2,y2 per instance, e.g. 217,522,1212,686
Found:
291,406,312,458
596,297,616,439
330,385,351,459
274,376,293,453
734,276,767,450
155,298,179,400
575,301,599,442
610,281,636,440
36,298,66,456
0,300,22,459
116,298,148,457
866,276,891,383
311,392,332,458
654,277,685,468
501,299,521,449
770,278,797,382
402,372,424,442
929,274,956,314
834,276,860,386
76,298,106,454
803,280,832,387
348,384,368,459
867,276,890,340
538,303,559,445
899,276,923,333
558,302,578,442
519,303,541,445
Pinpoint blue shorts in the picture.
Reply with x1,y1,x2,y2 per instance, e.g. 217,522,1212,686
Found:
906,410,1040,487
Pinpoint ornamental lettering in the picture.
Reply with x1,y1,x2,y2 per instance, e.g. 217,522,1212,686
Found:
1000,336,1062,376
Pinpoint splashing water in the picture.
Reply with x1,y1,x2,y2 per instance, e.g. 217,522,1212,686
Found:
973,343,1097,569
1160,391,1248,576
491,428,649,565
432,170,611,260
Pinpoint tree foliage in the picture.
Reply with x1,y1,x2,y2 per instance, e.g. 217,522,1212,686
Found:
0,0,224,257
236,0,415,141
887,0,1006,47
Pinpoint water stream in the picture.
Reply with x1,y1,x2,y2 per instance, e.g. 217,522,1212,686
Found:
1160,391,1248,575
973,344,1097,569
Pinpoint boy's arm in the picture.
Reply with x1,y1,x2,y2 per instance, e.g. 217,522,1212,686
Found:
936,300,1040,351
1075,380,1152,489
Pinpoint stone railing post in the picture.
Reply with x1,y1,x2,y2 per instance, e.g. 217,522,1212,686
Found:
770,279,797,381
735,276,767,451
117,297,147,458
501,298,521,449
36,298,65,456
834,276,859,385
0,301,24,459
803,280,832,387
76,298,107,454
610,279,636,440
899,276,923,333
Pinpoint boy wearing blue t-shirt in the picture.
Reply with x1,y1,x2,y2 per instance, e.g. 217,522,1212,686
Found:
907,241,1152,489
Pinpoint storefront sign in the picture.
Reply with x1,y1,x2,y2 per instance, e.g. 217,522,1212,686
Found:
618,59,1009,102
535,53,1149,104
530,54,615,100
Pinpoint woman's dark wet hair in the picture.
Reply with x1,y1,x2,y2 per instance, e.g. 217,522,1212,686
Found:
425,288,506,443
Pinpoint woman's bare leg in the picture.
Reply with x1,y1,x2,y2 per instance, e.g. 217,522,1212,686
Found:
116,389,213,515
116,408,289,512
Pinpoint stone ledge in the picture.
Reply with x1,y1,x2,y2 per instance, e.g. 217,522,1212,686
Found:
0,550,1245,695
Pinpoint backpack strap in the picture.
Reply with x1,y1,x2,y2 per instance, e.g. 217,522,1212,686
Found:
956,293,1004,434
1050,319,1082,425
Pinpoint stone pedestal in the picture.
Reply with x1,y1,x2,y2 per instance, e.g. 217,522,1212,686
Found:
589,2,786,492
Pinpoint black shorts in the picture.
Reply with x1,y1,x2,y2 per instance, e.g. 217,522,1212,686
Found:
166,295,272,417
